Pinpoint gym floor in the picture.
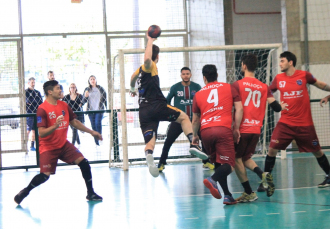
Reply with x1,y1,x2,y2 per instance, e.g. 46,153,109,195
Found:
0,152,329,229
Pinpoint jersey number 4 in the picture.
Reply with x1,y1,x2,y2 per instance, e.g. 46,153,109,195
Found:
244,88,261,108
207,89,218,107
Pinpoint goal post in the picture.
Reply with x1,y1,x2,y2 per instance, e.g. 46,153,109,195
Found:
118,43,284,170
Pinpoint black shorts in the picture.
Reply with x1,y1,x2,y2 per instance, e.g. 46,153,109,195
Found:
27,116,35,131
139,102,181,143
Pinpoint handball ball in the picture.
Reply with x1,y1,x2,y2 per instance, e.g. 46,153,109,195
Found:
148,25,161,38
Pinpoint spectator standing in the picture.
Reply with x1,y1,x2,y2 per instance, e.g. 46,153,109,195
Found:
63,83,84,146
82,75,107,146
25,77,43,151
47,71,64,99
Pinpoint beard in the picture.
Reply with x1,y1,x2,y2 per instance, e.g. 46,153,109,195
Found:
182,79,190,83
281,67,288,72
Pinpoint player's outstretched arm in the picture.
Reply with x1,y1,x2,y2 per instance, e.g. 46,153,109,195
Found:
144,33,156,70
233,101,243,144
267,97,288,112
70,119,103,141
320,95,330,107
191,113,201,145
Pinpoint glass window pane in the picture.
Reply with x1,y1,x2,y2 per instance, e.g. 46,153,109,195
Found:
107,0,185,32
23,35,107,109
21,0,104,34
0,0,19,35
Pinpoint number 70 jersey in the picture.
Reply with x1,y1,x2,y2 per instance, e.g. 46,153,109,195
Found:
193,82,241,131
232,77,273,134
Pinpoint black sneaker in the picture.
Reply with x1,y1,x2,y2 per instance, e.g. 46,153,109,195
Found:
189,144,208,160
318,175,330,188
257,183,266,192
14,188,30,205
86,192,103,201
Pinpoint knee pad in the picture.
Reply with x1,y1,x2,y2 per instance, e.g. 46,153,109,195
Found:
78,158,90,169
143,130,155,144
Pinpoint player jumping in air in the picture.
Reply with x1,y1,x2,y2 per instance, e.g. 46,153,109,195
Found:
158,67,214,172
259,51,330,191
14,80,103,205
232,54,288,202
192,64,243,205
129,33,207,178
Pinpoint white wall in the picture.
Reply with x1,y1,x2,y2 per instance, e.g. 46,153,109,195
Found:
232,0,282,45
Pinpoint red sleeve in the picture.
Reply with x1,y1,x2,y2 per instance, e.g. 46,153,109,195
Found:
269,77,278,93
306,71,317,84
67,104,77,121
36,108,47,128
231,85,241,102
192,95,200,113
231,81,240,94
266,85,274,98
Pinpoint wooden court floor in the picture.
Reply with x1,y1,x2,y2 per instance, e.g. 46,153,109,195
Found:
1,153,330,229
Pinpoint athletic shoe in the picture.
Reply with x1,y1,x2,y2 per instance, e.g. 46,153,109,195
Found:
146,154,159,177
235,192,258,203
203,162,215,170
257,183,266,192
14,188,30,205
261,172,275,197
203,177,221,199
223,195,237,205
86,192,103,201
189,145,209,160
30,147,36,151
158,163,165,172
318,175,330,188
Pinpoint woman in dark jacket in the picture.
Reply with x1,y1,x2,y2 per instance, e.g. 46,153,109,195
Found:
63,83,84,145
82,75,107,146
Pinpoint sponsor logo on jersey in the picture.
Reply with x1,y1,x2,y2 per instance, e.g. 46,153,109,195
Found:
62,110,65,116
220,155,229,161
201,116,221,125
191,90,196,96
283,90,303,98
203,106,223,115
243,119,261,125
271,139,279,143
37,116,42,123
138,88,145,94
200,83,223,91
243,82,262,89
279,81,286,88
180,99,193,105
312,139,318,146
296,79,303,85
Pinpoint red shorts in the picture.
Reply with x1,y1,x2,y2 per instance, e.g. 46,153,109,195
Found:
235,133,260,161
39,141,84,174
269,122,321,152
201,126,235,167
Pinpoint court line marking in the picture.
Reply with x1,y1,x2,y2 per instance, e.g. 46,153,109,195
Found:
266,213,280,215
185,217,199,220
293,211,306,213
212,216,226,218
239,215,253,217
318,209,330,211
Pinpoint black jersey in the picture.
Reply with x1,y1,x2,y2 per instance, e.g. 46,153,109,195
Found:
134,61,166,105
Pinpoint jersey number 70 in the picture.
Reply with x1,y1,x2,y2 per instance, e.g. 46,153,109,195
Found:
244,88,261,108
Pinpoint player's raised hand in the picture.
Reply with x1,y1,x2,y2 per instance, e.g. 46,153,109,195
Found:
320,96,330,107
91,131,103,141
281,101,289,111
233,129,240,144
55,115,64,128
146,32,157,42
192,135,200,145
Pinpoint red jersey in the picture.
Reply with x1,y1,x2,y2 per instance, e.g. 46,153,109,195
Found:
193,82,241,130
37,100,77,154
269,70,316,126
232,77,273,134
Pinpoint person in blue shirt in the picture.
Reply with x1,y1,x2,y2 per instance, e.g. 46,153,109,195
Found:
25,77,43,151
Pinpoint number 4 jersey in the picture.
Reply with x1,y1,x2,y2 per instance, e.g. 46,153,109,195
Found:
193,82,241,130
232,77,273,134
